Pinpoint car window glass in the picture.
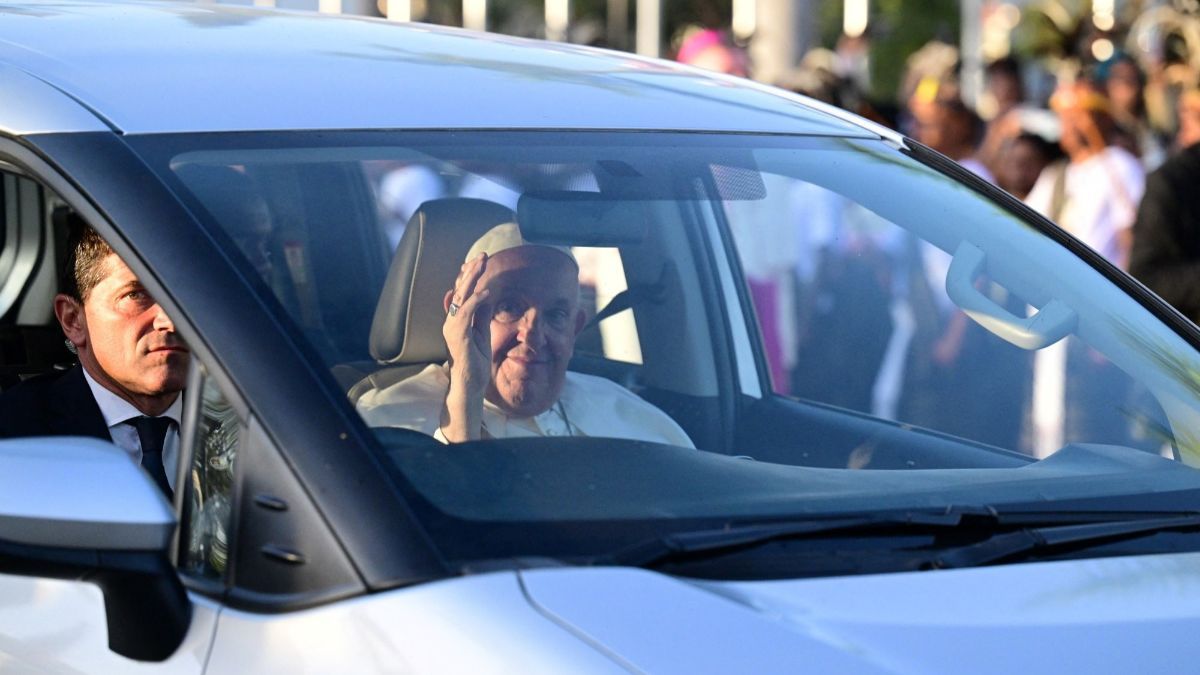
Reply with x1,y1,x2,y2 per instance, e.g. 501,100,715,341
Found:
151,134,1200,461
123,130,1200,571
571,246,642,365
728,163,1174,459
179,369,241,581
131,131,1200,564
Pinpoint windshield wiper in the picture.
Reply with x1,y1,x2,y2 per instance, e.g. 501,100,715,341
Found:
594,506,999,568
928,512,1200,569
595,509,1200,571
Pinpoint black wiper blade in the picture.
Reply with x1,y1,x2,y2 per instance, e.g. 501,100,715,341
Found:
595,506,997,568
929,512,1200,569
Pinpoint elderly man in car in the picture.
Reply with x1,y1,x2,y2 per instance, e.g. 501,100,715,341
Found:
356,223,693,446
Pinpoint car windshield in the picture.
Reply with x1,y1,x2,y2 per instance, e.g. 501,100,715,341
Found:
132,130,1200,571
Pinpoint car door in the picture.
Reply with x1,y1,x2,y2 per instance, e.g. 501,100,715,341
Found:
0,137,360,671
0,129,453,670
0,152,221,673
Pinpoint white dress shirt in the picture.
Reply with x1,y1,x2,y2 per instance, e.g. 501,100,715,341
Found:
356,364,695,448
81,367,182,490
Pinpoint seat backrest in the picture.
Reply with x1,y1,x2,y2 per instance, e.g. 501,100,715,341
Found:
369,198,516,365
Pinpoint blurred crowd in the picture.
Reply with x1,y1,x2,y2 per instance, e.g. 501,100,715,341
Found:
673,24,1200,456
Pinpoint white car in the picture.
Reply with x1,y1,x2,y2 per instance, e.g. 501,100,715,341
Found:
4,1,1200,673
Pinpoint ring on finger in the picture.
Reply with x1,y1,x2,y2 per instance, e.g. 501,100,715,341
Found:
448,301,461,317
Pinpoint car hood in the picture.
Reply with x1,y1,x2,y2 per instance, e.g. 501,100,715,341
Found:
519,551,1200,673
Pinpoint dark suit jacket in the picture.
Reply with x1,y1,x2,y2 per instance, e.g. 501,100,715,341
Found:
1129,143,1200,323
0,365,111,441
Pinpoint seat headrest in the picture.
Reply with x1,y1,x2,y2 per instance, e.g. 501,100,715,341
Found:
369,198,516,364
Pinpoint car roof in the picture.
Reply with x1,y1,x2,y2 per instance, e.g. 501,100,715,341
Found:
0,0,896,139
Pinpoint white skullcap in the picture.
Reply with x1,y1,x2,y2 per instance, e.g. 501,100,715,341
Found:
464,222,576,267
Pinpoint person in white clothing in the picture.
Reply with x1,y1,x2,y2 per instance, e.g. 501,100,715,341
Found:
357,223,693,447
1023,82,1146,458
1025,82,1145,268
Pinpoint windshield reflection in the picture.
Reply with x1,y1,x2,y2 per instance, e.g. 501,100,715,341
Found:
127,131,1200,564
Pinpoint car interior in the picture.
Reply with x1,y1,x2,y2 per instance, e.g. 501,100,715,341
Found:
0,158,1075,473
332,193,733,451
0,167,76,390
8,136,1200,475
121,150,1026,467
175,139,1200,472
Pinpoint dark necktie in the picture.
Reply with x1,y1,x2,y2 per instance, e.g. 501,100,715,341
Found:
130,416,174,500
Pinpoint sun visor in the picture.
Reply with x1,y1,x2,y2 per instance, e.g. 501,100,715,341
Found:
517,191,651,247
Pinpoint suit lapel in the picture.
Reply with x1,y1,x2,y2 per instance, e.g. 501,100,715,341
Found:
49,366,113,441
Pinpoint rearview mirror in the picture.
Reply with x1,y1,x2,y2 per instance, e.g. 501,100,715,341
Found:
517,191,649,247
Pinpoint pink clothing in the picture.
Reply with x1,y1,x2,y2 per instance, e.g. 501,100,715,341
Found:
748,278,789,394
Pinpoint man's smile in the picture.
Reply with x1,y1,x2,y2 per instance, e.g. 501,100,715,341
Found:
503,348,551,366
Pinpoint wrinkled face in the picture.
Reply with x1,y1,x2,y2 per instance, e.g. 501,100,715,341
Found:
76,254,190,403
480,247,583,417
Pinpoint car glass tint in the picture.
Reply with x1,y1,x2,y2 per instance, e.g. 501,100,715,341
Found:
726,166,1172,459
180,373,240,580
126,131,1200,569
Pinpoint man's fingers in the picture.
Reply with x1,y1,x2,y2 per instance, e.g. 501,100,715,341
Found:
443,287,491,370
453,252,488,306
467,291,493,351
458,287,491,323
445,286,490,326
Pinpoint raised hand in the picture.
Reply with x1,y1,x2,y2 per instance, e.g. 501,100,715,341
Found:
440,252,492,441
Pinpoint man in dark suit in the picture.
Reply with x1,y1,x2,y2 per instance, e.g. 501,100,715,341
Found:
1130,87,1200,322
0,221,189,497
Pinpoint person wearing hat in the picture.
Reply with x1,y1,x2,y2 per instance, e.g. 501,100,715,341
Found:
1130,86,1200,323
356,223,694,447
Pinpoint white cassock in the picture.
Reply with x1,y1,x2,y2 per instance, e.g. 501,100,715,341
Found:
356,364,694,448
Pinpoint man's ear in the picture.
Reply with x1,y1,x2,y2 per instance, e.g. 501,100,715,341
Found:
54,293,87,351
573,308,587,337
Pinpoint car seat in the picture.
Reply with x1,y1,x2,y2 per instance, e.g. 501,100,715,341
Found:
343,198,515,404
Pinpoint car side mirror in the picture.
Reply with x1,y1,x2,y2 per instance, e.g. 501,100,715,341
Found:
0,436,191,662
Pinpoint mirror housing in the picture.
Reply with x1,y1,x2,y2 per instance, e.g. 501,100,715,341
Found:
0,437,190,661
517,191,649,247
